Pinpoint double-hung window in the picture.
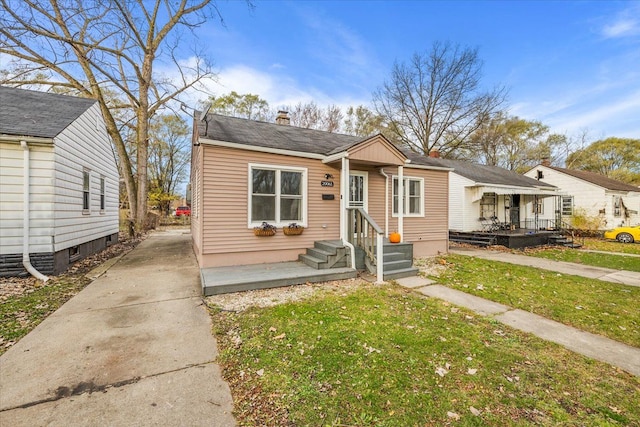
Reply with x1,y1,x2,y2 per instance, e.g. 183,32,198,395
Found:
532,197,544,214
392,176,424,217
82,170,90,212
561,196,573,216
249,164,307,226
100,177,106,212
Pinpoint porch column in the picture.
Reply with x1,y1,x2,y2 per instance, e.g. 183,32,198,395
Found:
340,156,350,241
398,165,404,242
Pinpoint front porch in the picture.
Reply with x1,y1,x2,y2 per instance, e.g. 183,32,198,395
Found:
449,226,580,249
201,238,417,296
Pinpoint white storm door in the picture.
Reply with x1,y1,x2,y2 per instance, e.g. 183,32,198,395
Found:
348,171,368,210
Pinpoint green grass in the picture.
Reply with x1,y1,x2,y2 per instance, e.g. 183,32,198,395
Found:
581,238,640,255
526,248,640,272
210,285,640,426
0,277,89,355
435,254,640,347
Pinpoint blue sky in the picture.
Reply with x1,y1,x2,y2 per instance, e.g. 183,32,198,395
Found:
187,0,640,140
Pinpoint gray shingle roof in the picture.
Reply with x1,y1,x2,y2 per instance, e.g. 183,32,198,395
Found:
0,86,96,139
409,155,556,189
197,113,446,168
544,165,639,192
197,114,555,182
198,113,363,155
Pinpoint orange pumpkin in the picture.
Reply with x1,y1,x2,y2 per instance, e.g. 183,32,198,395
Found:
389,231,401,243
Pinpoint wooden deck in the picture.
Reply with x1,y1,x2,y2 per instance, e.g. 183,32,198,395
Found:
200,261,357,296
450,229,562,249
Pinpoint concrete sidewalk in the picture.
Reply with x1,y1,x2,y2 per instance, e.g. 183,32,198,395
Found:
397,278,640,376
0,229,236,426
450,247,640,287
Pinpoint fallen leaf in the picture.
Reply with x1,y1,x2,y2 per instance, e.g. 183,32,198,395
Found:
470,406,481,416
467,368,478,375
256,369,264,377
273,333,286,340
435,366,449,377
447,411,460,420
269,326,277,332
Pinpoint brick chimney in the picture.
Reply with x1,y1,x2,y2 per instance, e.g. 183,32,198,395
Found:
429,150,440,158
275,110,290,125
541,157,551,166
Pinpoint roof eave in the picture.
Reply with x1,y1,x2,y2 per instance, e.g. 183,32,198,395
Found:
198,137,326,160
0,135,55,145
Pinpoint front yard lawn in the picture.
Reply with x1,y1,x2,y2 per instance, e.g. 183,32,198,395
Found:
0,277,89,354
580,237,640,255
525,247,640,272
210,284,640,426
434,254,640,347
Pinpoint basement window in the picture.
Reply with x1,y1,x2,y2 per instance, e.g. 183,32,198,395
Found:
69,245,80,262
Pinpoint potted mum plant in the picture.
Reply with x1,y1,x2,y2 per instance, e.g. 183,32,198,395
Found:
253,222,277,237
283,222,304,236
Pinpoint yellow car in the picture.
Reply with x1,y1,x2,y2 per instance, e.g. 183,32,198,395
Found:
603,225,640,243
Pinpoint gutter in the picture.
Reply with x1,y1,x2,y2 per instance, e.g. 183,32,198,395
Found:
20,141,49,282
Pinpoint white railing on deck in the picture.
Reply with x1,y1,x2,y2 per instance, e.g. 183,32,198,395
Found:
347,208,384,283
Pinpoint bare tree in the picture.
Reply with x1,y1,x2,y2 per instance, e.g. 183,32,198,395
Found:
284,101,343,133
373,41,507,156
148,114,191,215
0,0,234,234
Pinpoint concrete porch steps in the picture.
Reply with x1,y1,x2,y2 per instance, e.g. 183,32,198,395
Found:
200,261,357,296
380,241,418,280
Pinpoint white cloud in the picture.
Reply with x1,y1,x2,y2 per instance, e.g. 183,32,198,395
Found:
601,5,640,38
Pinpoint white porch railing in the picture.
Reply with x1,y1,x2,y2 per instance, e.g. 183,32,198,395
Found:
347,208,384,283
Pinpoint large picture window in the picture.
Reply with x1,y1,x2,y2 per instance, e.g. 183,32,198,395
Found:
392,176,424,217
249,164,306,226
479,193,496,219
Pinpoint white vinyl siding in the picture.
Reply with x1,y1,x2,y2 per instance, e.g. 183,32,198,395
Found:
0,142,56,255
52,103,119,252
248,163,307,227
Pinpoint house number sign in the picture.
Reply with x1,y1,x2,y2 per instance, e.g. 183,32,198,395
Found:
321,180,334,187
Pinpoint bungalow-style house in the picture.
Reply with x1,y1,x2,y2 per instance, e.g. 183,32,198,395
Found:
421,157,559,232
190,112,451,289
0,87,119,279
524,162,640,229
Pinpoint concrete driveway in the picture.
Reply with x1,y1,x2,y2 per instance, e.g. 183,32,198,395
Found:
0,229,236,426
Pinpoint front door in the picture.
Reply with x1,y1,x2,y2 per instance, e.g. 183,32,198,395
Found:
510,194,520,228
348,171,368,209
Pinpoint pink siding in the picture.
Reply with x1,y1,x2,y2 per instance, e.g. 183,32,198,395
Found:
389,168,449,257
193,144,449,268
348,137,405,165
198,145,341,267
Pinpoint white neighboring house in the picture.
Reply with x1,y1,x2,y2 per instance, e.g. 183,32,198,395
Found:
413,156,559,232
524,163,640,229
0,86,119,278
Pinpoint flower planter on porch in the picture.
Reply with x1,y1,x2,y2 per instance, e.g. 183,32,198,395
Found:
283,226,304,236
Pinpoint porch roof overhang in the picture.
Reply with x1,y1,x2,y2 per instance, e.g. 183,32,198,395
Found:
0,135,54,145
470,184,560,202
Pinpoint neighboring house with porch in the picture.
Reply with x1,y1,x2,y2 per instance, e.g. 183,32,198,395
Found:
423,157,559,233
190,112,451,293
0,86,119,279
524,163,640,229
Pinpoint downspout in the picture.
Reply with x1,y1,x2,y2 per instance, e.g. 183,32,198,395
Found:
398,165,404,242
379,168,389,236
340,156,356,269
20,141,49,282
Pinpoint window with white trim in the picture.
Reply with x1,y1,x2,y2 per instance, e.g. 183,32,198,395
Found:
480,193,496,219
532,197,544,214
82,170,90,211
249,164,307,226
100,177,105,211
561,196,573,216
392,176,424,217
613,196,622,217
